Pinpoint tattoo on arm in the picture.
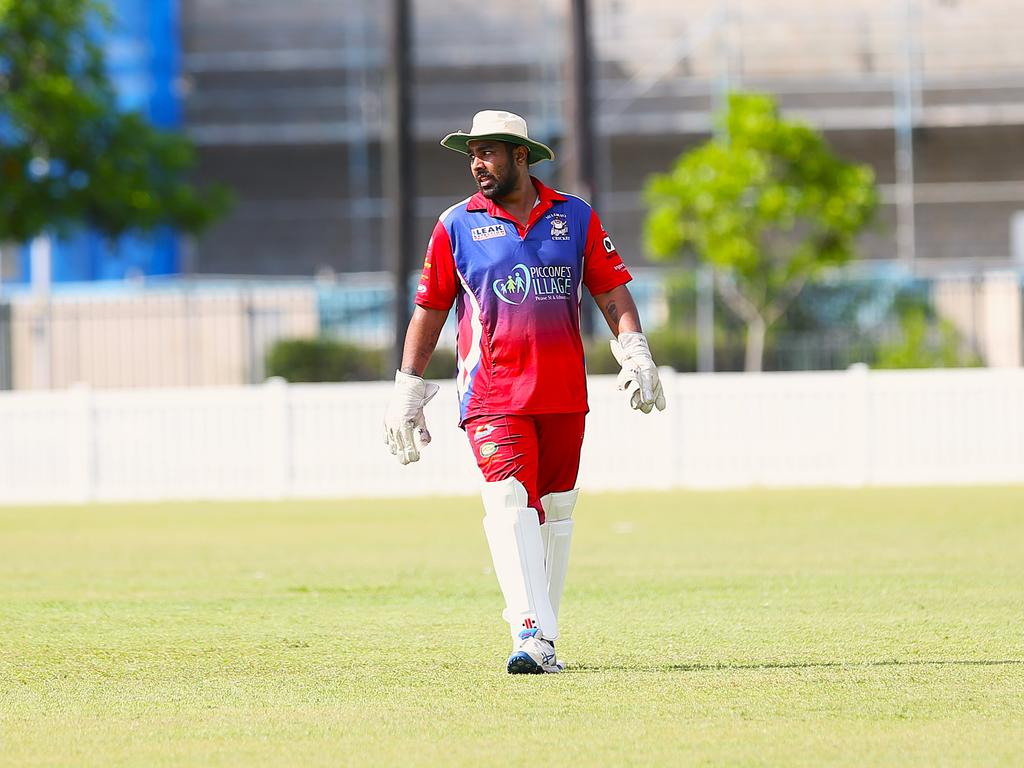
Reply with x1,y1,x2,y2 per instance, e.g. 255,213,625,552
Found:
605,301,620,326
594,286,642,335
426,322,442,348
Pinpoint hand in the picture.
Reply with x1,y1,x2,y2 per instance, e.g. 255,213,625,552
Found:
609,332,666,414
384,371,441,464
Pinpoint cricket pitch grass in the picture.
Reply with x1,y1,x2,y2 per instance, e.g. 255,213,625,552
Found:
1,487,1022,766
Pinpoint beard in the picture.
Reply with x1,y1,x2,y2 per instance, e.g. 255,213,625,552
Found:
478,163,520,200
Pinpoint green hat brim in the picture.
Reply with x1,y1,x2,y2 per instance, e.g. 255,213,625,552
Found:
440,132,554,165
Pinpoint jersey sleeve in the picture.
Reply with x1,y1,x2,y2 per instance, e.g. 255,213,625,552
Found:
582,208,632,296
415,220,458,310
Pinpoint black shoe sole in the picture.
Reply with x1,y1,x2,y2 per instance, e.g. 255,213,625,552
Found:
507,652,544,674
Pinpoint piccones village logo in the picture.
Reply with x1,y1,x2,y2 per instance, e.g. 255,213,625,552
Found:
493,263,575,304
493,263,531,305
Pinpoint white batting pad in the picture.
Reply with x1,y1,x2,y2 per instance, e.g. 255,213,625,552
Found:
481,478,559,641
540,489,578,619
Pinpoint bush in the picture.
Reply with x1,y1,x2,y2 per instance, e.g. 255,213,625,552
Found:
647,327,698,372
584,337,620,374
266,338,459,383
423,348,458,380
266,338,385,382
874,309,980,369
585,326,701,373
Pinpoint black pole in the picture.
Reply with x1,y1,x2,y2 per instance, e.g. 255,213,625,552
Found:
387,0,415,373
565,0,597,336
565,0,596,205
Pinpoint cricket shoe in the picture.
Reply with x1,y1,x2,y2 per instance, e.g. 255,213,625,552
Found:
506,628,565,674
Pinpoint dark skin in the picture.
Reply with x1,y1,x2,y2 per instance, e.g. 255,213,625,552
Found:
467,140,536,226
399,141,642,376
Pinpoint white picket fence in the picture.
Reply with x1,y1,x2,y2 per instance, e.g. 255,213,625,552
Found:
0,367,1022,505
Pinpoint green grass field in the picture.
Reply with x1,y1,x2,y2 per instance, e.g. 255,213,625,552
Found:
1,487,1022,767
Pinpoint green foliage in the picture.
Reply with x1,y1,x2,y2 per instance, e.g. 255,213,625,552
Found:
644,93,878,369
650,269,981,371
584,337,620,374
0,0,230,242
587,325,744,374
645,93,878,280
266,337,457,382
422,347,457,380
266,338,386,382
645,327,698,373
874,307,980,369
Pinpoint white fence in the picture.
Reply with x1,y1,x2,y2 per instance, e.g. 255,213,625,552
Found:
0,368,1022,505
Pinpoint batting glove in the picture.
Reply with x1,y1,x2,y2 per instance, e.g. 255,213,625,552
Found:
384,371,441,465
610,332,667,414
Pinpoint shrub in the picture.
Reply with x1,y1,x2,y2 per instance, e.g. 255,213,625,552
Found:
423,348,458,380
585,326,702,373
266,338,385,382
874,309,980,369
266,338,459,382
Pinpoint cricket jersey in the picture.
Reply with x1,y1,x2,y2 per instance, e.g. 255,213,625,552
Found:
415,176,632,425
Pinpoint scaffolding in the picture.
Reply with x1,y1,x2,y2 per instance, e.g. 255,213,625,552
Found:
179,0,1024,273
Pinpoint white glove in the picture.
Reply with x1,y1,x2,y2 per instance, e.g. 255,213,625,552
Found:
384,371,441,465
610,332,667,414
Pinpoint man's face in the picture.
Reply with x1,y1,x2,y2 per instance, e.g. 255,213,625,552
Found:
467,140,523,199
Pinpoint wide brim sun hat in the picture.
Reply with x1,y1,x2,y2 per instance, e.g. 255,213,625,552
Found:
440,110,555,165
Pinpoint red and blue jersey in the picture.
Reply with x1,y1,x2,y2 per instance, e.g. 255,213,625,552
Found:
416,177,631,425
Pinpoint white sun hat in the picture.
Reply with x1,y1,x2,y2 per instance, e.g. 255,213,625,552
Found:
440,110,555,165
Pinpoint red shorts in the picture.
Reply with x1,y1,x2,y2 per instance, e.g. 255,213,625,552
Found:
464,412,586,524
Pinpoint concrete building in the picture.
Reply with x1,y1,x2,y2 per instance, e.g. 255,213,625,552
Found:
181,0,1024,276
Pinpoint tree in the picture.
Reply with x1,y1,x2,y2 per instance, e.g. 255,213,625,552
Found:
644,93,878,372
0,0,229,245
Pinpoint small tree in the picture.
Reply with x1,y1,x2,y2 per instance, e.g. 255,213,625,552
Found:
0,0,229,244
644,93,878,371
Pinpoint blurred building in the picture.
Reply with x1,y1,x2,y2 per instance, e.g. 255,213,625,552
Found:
182,0,1024,276
4,0,1024,390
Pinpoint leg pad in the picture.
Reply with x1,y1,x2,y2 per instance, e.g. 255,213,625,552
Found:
540,489,578,619
481,478,559,641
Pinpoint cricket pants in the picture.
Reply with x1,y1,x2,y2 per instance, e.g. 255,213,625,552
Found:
464,412,586,524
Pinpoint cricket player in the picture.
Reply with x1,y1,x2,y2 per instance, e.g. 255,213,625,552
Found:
384,110,666,674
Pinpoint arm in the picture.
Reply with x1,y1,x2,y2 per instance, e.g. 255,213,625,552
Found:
399,305,449,376
592,283,643,336
593,283,667,414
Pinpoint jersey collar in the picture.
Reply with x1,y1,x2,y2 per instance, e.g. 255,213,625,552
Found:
466,176,568,233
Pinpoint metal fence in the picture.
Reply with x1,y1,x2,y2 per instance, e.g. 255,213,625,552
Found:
0,271,670,390
0,303,11,391
0,269,1018,391
0,284,319,390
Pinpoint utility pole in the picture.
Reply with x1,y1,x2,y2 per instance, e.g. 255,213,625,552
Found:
564,0,596,205
894,0,919,267
386,0,415,372
564,0,597,336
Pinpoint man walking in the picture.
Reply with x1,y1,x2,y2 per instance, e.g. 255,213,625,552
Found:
384,110,666,674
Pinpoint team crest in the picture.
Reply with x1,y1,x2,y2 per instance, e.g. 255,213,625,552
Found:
493,263,531,305
550,215,570,241
480,442,499,458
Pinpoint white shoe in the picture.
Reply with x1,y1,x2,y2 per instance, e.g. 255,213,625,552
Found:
506,628,565,674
